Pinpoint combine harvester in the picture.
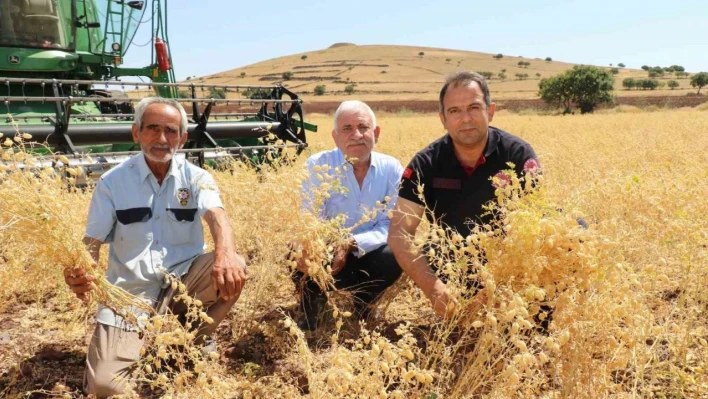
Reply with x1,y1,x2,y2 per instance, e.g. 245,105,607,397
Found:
0,0,316,182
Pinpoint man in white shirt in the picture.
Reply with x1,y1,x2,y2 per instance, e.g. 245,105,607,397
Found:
63,97,247,397
295,100,403,330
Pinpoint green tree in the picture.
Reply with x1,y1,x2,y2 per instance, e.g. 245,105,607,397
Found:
610,67,620,75
418,51,425,57
538,65,615,114
240,72,246,78
545,57,552,62
671,65,685,72
538,75,573,113
498,72,507,80
501,69,507,73
479,71,494,80
639,79,659,90
301,55,308,60
314,85,326,96
641,65,650,71
344,84,355,94
690,72,708,94
282,71,294,80
618,63,626,68
667,80,679,90
242,88,270,99
675,71,689,79
208,87,226,99
535,73,541,78
648,67,664,78
494,53,503,60
622,78,636,90
446,58,452,63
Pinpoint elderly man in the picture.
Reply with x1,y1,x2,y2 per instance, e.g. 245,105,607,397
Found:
63,97,247,397
294,100,403,330
388,72,541,319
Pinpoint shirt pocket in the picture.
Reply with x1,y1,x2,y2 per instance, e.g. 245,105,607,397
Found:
165,207,199,245
114,207,153,264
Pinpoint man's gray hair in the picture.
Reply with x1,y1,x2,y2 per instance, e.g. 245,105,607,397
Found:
438,71,492,114
333,100,377,132
134,97,189,134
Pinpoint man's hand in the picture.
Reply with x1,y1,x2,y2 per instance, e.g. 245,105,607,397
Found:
64,265,96,302
429,278,458,319
330,239,355,276
211,252,248,301
204,208,246,301
466,289,488,316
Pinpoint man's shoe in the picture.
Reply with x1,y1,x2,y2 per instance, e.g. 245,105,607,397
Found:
201,336,218,358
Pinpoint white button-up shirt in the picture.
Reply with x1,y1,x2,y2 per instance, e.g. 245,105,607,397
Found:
85,153,223,329
303,148,403,257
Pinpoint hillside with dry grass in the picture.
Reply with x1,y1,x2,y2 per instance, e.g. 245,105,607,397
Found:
189,44,701,103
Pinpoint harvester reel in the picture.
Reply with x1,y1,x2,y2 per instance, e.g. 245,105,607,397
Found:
0,79,315,182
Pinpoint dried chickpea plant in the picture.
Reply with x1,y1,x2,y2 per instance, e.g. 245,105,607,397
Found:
1,109,707,398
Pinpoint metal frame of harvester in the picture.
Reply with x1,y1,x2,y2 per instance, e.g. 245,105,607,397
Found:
0,0,316,180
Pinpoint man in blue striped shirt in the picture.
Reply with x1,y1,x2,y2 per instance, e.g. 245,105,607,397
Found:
294,100,403,330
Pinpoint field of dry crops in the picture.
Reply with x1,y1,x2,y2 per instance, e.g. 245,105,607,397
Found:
1,108,708,398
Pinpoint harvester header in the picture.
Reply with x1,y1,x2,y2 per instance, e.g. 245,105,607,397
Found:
0,0,316,181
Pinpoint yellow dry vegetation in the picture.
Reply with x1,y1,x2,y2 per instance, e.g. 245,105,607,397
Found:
0,109,707,398
192,44,697,102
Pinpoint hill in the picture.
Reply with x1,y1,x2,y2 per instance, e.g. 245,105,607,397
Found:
187,44,699,104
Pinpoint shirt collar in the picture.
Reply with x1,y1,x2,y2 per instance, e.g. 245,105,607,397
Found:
134,152,183,183
484,127,500,158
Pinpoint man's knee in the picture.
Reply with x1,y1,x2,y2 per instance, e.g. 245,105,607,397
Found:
85,361,134,397
374,245,403,282
84,324,140,397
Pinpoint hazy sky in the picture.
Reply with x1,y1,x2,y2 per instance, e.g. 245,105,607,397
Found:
123,0,707,80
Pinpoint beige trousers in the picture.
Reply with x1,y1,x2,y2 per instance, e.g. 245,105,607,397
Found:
84,252,238,397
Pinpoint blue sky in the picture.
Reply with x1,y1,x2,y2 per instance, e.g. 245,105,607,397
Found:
125,0,707,80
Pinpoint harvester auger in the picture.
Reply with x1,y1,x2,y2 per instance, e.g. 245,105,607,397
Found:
0,0,317,182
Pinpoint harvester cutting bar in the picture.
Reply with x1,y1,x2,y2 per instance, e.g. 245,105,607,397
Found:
9,121,281,144
1,96,299,105
1,77,285,91
2,143,304,184
1,143,304,168
8,113,261,121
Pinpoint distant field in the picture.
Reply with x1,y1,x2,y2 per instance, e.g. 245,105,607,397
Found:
189,44,703,103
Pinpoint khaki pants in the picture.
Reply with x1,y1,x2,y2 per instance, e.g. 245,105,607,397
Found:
84,252,238,397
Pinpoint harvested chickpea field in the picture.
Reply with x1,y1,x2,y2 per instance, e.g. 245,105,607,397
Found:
1,108,708,398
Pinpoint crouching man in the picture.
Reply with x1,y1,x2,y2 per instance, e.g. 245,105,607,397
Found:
63,97,247,397
294,100,403,330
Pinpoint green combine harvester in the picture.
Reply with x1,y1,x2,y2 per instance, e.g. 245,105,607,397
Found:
0,0,316,181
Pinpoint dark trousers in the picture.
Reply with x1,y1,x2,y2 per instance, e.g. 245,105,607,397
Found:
293,244,402,320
